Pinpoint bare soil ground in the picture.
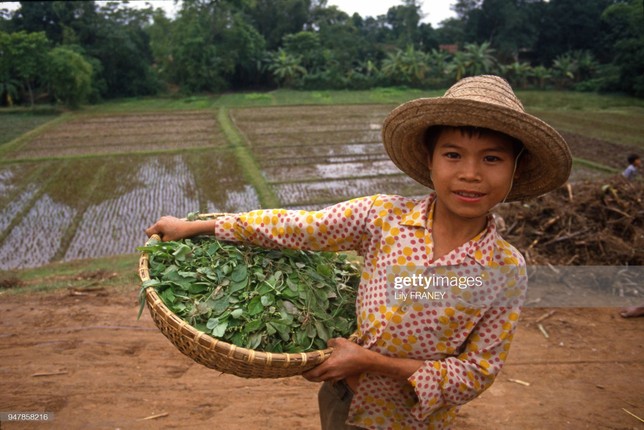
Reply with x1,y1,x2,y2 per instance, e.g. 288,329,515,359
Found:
0,285,642,430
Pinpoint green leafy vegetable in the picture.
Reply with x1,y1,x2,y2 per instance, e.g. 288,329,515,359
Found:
139,234,359,353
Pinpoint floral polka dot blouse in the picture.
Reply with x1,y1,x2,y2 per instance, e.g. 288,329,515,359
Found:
213,193,527,430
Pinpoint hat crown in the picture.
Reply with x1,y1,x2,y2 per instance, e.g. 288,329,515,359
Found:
444,75,525,113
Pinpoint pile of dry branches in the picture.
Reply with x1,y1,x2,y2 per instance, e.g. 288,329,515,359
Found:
497,177,643,266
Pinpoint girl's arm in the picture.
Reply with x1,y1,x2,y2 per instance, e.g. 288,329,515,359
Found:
145,195,380,254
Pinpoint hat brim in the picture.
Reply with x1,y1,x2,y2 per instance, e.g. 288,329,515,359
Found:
382,98,572,201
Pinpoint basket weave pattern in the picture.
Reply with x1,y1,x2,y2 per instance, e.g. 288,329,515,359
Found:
139,234,333,378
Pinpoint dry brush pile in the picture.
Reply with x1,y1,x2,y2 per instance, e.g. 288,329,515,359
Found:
497,177,643,266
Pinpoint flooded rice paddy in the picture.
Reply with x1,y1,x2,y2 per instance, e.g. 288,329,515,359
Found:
1,105,427,269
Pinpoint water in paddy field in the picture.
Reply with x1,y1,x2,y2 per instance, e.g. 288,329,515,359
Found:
0,154,259,270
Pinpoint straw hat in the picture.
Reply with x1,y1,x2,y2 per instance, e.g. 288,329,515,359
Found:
382,75,572,201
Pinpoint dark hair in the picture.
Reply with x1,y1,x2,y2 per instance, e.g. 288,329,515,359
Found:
627,154,640,165
423,125,524,160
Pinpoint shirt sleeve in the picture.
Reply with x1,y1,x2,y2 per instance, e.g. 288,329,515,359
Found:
212,195,378,254
406,268,527,420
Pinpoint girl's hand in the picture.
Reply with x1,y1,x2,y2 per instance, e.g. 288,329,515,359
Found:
302,338,374,383
145,216,197,241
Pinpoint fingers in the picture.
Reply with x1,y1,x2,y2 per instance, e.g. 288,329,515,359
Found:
144,216,175,240
302,364,337,383
144,224,159,238
302,357,337,382
302,367,322,382
145,221,167,239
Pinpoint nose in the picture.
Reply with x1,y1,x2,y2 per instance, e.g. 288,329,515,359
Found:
457,159,482,182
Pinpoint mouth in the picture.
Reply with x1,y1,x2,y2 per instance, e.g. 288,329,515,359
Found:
454,190,485,199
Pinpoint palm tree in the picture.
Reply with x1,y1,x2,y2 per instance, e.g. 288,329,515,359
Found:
400,45,430,85
502,62,532,89
571,50,598,82
0,78,20,107
552,53,578,89
530,65,552,89
382,50,403,84
427,49,451,78
446,51,469,82
266,49,307,88
462,42,498,76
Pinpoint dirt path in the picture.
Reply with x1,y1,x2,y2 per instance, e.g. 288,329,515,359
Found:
0,287,642,430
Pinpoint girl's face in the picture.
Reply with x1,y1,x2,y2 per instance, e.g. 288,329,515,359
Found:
427,128,519,223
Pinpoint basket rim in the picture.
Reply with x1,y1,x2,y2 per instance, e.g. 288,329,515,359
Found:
138,233,336,366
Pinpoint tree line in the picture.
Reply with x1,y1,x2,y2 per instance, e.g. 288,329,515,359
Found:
1,0,642,108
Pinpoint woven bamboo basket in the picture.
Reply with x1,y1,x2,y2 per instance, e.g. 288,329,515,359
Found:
138,230,338,379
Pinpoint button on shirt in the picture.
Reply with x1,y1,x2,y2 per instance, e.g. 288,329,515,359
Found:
213,193,527,430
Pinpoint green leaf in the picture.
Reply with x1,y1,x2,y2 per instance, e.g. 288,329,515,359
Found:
209,296,230,316
211,320,228,338
229,278,247,293
265,322,277,335
247,333,263,349
260,294,274,307
142,279,160,288
206,317,219,330
173,243,192,261
244,318,263,333
231,264,248,282
315,320,330,342
316,263,333,278
247,295,264,316
271,321,291,341
305,323,317,339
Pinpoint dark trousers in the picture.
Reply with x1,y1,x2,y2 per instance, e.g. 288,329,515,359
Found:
318,380,363,430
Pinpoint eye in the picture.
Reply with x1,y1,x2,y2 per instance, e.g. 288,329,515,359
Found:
484,155,502,162
444,152,460,159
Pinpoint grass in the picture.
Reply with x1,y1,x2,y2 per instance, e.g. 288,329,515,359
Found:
81,87,434,114
0,112,73,159
572,158,620,174
0,253,139,295
0,112,60,146
217,108,281,208
517,90,644,111
528,109,643,148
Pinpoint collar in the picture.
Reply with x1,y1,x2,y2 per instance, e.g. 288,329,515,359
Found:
399,193,498,266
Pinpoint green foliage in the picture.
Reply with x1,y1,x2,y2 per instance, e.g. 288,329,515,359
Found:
602,0,644,97
139,235,359,352
0,30,49,106
161,1,266,93
246,0,311,50
1,0,643,102
46,47,93,108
